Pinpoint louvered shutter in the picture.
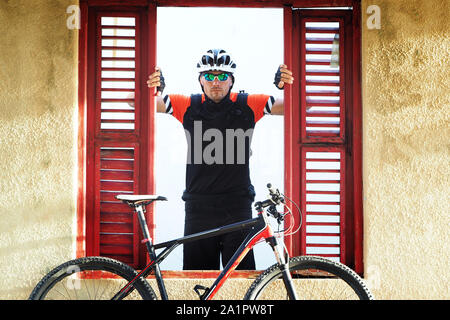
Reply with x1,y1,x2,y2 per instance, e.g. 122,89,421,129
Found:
86,9,155,269
297,11,355,265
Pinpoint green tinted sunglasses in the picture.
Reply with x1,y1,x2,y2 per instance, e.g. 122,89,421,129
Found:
202,73,230,82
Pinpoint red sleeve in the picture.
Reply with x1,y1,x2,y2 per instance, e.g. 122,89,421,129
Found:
247,94,272,123
165,94,191,123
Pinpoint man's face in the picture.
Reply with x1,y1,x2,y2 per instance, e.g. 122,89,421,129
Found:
199,71,233,103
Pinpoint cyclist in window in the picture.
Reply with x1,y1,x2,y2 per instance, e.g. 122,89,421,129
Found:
147,49,293,270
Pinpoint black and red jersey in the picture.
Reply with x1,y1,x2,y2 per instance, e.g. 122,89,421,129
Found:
162,92,275,201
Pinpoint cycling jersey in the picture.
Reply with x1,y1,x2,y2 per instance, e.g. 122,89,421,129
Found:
162,92,275,201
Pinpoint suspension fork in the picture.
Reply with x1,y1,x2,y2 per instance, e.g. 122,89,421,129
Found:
267,236,298,300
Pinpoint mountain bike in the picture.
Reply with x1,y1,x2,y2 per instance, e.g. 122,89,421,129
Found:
29,184,373,300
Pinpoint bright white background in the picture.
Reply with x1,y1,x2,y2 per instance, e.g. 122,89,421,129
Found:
153,7,285,270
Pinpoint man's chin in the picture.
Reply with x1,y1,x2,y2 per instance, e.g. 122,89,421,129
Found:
208,93,225,102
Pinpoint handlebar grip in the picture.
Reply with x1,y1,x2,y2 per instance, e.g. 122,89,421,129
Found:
267,183,275,195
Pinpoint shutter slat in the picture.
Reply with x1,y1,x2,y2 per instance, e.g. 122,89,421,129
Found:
102,67,135,72
102,36,136,40
100,245,133,255
100,159,134,170
100,223,133,234
100,203,134,214
101,46,136,51
101,212,132,223
100,191,132,202
101,26,136,30
101,180,134,192
101,148,134,158
101,170,134,180
100,234,133,246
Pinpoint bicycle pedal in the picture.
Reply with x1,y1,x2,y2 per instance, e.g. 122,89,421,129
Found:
193,285,209,299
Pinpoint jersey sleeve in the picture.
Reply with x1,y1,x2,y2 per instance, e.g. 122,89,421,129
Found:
162,94,191,123
247,94,276,123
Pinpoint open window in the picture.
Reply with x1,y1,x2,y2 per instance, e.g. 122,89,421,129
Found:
77,0,362,274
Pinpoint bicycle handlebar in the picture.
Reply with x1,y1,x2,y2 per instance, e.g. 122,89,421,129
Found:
254,183,285,222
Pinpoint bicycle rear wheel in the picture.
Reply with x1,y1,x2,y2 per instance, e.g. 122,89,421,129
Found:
29,257,156,300
244,256,373,300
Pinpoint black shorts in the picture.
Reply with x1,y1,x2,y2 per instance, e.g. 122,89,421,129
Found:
183,199,256,270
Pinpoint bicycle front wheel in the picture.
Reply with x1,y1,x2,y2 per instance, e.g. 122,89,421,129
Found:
29,257,157,300
244,256,373,300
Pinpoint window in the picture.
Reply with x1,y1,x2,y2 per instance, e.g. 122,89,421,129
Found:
77,0,362,274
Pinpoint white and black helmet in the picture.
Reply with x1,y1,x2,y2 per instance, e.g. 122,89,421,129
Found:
196,49,236,74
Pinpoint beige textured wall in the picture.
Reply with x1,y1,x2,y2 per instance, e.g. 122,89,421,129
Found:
0,0,78,299
0,0,448,300
361,0,449,299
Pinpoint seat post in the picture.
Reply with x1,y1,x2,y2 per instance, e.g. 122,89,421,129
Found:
133,203,156,260
134,203,169,300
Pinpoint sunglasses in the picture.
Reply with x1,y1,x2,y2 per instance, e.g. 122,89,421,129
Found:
202,73,230,82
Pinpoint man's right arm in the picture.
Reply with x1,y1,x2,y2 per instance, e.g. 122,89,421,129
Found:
155,95,166,113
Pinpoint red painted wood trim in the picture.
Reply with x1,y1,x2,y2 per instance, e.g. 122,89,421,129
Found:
77,1,89,259
351,0,363,275
154,0,353,8
288,9,302,257
283,5,294,256
85,7,98,258
84,0,353,8
86,0,150,6
137,2,158,267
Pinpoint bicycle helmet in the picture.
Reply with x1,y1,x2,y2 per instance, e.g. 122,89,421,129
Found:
196,49,236,74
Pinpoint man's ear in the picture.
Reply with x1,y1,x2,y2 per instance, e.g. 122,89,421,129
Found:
199,75,205,93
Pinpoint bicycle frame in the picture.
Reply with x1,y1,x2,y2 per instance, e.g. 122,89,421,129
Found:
113,203,296,300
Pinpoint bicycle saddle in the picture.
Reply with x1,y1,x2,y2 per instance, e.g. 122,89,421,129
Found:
116,194,167,205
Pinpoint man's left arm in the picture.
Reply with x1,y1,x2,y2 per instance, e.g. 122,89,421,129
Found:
271,64,294,115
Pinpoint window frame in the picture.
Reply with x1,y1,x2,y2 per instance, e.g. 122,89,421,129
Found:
77,0,363,275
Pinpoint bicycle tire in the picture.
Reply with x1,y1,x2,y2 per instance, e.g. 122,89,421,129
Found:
28,256,157,300
244,255,373,300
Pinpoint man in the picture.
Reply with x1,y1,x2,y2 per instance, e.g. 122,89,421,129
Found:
147,49,293,270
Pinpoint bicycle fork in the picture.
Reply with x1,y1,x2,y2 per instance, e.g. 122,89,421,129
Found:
267,236,298,300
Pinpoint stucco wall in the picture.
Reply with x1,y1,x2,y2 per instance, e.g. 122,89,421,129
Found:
0,0,78,299
0,0,448,300
361,0,449,299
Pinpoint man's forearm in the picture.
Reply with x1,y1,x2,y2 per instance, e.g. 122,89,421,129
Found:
271,98,284,115
155,95,166,113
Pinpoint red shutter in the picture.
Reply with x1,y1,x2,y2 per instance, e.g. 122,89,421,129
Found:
85,7,156,269
295,10,356,267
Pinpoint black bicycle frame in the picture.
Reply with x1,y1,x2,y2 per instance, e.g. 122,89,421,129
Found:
113,212,269,300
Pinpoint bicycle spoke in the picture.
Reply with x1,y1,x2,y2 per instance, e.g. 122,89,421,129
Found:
245,256,372,300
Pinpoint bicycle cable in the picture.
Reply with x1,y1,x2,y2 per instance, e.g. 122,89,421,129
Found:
280,192,303,237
